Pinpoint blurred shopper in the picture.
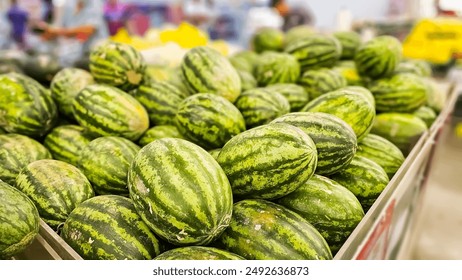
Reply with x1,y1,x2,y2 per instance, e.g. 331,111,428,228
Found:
271,0,314,31
183,0,214,29
7,0,29,49
104,0,128,36
42,0,53,23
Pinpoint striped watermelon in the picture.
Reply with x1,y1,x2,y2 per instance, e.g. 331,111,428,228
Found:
251,27,285,53
154,246,244,260
60,195,162,260
72,84,149,141
255,51,300,86
406,59,432,77
175,93,246,150
237,70,257,91
302,88,376,141
138,125,183,147
332,60,365,86
333,31,361,60
216,123,317,199
330,155,390,211
277,175,364,254
89,41,146,91
0,134,52,185
0,72,58,138
229,50,260,74
181,46,241,102
217,199,332,260
143,65,176,83
78,136,140,196
208,148,221,160
134,81,188,126
15,159,95,229
235,88,290,129
354,35,402,79
357,134,405,179
395,61,426,76
368,73,428,112
43,125,94,166
0,181,40,259
127,138,233,245
426,78,445,113
298,68,347,99
265,83,309,112
413,106,437,128
284,34,342,72
271,112,357,175
284,25,316,46
50,68,94,119
342,86,375,106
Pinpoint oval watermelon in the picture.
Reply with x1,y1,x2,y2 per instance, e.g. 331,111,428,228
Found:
284,25,316,47
255,51,300,86
251,27,285,53
413,106,437,128
298,68,347,99
237,70,257,91
154,246,244,260
333,31,361,60
208,148,221,160
138,125,183,147
229,50,260,74
332,60,365,86
265,83,308,112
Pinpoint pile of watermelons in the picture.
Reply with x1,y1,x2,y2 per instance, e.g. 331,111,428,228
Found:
0,26,446,260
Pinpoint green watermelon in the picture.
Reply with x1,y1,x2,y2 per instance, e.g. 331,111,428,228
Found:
402,59,432,77
127,138,233,245
277,174,364,254
0,181,40,259
271,112,357,175
395,61,426,76
302,88,376,141
413,106,437,128
342,86,375,106
284,34,342,72
60,195,162,260
181,46,241,102
330,155,389,211
43,125,94,166
217,199,332,260
78,136,140,196
23,53,62,85
333,31,361,60
154,246,244,260
208,148,221,160
298,68,347,99
89,41,146,91
72,84,149,141
50,68,95,119
425,78,445,113
251,27,285,53
284,25,316,47
0,62,23,74
255,51,300,86
237,70,257,91
0,72,58,138
216,123,317,199
354,35,402,79
134,81,188,126
175,93,246,150
15,159,95,229
138,125,183,147
265,83,309,112
229,50,260,74
0,134,52,185
356,134,405,179
143,65,176,83
368,73,428,112
235,88,290,129
332,60,365,86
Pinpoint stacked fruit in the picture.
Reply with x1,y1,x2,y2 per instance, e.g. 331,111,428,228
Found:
0,26,441,260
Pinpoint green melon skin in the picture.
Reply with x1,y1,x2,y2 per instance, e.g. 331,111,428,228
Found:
298,67,347,100
60,195,162,260
217,123,318,200
0,181,40,260
284,25,316,47
237,70,257,91
138,125,183,147
413,106,437,128
332,60,366,86
217,199,333,260
154,246,245,260
277,174,364,254
255,51,300,86
208,148,221,161
127,138,233,246
252,27,285,54
229,50,260,75
333,31,362,60
265,83,309,112
342,85,375,106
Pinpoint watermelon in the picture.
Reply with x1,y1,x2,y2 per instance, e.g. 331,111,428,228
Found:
277,174,364,254
0,72,58,138
78,136,140,196
371,113,428,154
284,34,342,72
332,60,365,86
235,88,290,129
356,134,405,179
368,73,428,112
0,134,52,185
0,181,40,259
302,88,376,141
251,27,285,53
208,148,221,160
133,81,188,126
413,106,437,128
342,86,375,106
271,112,357,175
229,51,260,74
60,195,162,260
0,62,23,74
127,138,233,245
89,41,146,91
284,25,316,47
298,68,347,99
216,123,317,200
265,83,309,112
395,61,426,76
72,84,149,141
15,159,94,229
23,53,62,85
43,125,94,166
50,68,95,119
354,35,402,79
237,70,257,91
401,59,432,77
175,93,246,150
426,78,446,113
330,155,390,211
138,125,183,147
333,31,361,60
217,199,332,260
154,246,244,260
181,46,241,102
254,51,300,86
143,65,176,83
